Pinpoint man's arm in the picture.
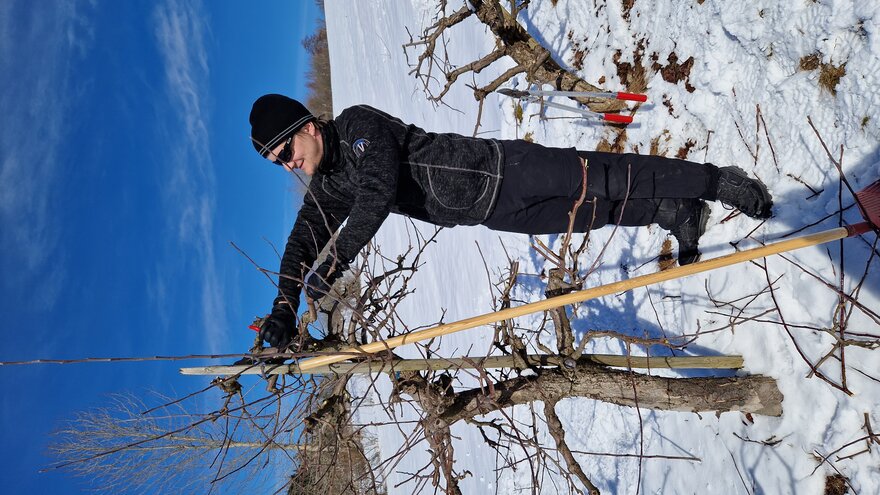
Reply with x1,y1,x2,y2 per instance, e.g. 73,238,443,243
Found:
275,184,351,316
328,110,400,266
259,184,351,349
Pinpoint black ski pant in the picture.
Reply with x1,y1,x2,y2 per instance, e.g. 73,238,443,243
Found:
482,140,720,234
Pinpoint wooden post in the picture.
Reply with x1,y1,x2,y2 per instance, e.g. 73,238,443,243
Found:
179,354,744,376
295,225,859,372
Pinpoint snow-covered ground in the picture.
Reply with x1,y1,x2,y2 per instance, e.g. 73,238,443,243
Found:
325,1,880,493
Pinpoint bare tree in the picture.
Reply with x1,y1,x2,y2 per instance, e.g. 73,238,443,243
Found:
303,0,333,118
404,0,630,133
49,392,304,494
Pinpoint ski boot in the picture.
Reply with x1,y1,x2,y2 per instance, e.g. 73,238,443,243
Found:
670,201,711,266
655,198,711,266
715,166,773,219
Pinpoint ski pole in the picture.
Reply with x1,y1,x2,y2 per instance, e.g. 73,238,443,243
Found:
498,88,647,102
524,96,633,124
497,88,637,124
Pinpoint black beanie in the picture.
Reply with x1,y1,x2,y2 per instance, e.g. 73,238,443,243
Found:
249,94,315,157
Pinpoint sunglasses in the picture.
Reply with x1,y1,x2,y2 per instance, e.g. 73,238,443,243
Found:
273,136,294,166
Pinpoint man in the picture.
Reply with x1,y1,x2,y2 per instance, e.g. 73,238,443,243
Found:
249,94,772,348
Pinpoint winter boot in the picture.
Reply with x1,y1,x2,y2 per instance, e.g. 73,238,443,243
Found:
715,166,773,219
655,199,711,266
673,201,711,265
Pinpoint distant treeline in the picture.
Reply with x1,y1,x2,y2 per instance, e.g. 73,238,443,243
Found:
303,0,333,118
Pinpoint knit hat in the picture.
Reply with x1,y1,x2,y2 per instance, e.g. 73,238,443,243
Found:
249,94,315,157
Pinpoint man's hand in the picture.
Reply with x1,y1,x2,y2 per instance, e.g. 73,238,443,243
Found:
305,259,348,301
259,312,297,348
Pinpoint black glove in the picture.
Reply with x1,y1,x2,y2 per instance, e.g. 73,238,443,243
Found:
305,259,348,301
259,311,297,348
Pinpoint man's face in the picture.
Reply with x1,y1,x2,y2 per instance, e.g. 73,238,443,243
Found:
268,121,323,176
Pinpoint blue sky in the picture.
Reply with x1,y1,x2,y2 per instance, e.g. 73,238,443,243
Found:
0,0,320,492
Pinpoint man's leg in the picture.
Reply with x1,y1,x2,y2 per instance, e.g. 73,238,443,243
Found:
577,151,718,200
484,140,585,232
609,197,710,265
484,194,707,265
578,151,772,219
483,195,610,234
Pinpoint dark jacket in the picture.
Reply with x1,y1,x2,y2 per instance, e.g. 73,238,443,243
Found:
275,105,504,312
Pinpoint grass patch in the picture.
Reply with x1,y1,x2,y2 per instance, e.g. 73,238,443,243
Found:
596,129,628,153
824,474,849,495
651,51,696,93
676,139,696,159
612,40,649,93
649,129,671,156
818,62,846,95
799,53,821,71
799,53,847,95
658,238,676,271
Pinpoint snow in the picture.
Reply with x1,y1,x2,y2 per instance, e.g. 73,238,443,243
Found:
325,0,880,493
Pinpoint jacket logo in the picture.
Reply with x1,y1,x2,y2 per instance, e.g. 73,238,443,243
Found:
352,138,370,158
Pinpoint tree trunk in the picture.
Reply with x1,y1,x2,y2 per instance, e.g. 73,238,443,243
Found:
468,0,624,112
439,365,783,425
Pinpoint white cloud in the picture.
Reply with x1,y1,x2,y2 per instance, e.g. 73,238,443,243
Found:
0,0,95,305
0,2,13,65
152,0,227,352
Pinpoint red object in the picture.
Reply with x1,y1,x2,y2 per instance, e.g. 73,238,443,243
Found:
846,222,872,237
854,179,880,229
248,324,260,332
603,113,633,124
616,92,648,102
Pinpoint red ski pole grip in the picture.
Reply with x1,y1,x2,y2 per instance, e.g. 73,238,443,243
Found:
616,92,648,102
603,113,633,124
